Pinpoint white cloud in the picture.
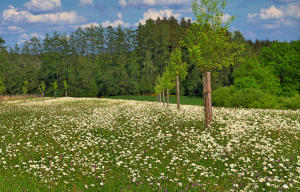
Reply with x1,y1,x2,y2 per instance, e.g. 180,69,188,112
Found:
8,26,24,32
117,12,123,20
260,5,283,19
79,0,94,7
285,3,300,18
247,13,258,22
25,0,61,12
18,32,45,44
118,0,190,7
247,3,300,29
2,6,86,24
136,9,181,25
101,20,130,28
119,0,127,7
81,22,100,28
101,12,130,28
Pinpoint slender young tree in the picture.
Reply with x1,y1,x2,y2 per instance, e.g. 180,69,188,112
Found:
53,80,57,99
166,47,188,110
63,80,68,97
155,76,163,105
39,81,46,101
160,71,175,107
186,0,244,126
0,77,5,105
22,80,28,103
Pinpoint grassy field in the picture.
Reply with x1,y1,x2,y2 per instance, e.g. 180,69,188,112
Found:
109,95,204,106
0,97,299,191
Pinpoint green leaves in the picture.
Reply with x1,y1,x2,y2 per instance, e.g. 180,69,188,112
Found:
192,0,233,30
186,1,245,72
22,81,28,94
39,81,45,94
167,48,188,79
63,80,68,90
0,77,5,95
53,80,57,90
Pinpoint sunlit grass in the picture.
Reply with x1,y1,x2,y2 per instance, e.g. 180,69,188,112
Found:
109,95,204,106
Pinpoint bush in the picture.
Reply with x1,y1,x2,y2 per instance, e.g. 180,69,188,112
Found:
234,76,259,89
283,94,300,110
212,86,294,109
212,86,234,107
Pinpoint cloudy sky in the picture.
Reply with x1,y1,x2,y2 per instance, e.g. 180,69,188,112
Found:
0,0,299,47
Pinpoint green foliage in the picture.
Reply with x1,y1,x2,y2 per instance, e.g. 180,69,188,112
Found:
39,81,46,94
63,80,68,90
212,86,300,109
282,95,300,110
186,0,245,72
166,48,188,79
234,58,282,95
53,80,57,90
0,77,5,95
234,77,259,89
154,76,163,94
192,0,233,29
0,23,298,109
259,41,300,96
212,87,281,109
211,86,234,107
22,80,28,94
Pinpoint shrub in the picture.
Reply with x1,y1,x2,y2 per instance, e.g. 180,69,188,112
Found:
283,94,300,110
212,86,234,107
212,86,294,109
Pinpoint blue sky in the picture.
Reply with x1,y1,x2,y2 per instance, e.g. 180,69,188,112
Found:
0,0,299,47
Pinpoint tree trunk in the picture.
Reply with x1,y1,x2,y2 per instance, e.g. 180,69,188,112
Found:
159,93,161,104
203,72,212,127
162,90,165,106
55,90,56,99
176,75,180,110
24,93,26,103
0,95,2,105
42,92,44,102
167,89,169,107
65,90,67,97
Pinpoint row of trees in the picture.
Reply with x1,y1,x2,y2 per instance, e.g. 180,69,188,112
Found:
1,19,296,98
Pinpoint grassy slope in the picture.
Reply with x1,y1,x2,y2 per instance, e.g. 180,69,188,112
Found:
109,95,204,106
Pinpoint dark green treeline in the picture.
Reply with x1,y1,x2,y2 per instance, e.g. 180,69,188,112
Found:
0,17,299,100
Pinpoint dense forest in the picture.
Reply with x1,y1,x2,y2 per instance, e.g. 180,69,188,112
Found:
0,17,299,109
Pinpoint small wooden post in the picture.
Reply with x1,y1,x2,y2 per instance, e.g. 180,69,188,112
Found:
176,75,180,110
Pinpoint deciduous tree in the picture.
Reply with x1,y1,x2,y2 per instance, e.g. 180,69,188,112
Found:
39,81,46,101
0,77,5,104
22,80,28,103
186,0,244,126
